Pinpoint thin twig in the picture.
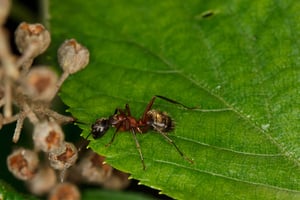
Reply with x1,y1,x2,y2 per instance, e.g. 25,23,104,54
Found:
4,77,12,117
13,112,26,143
44,108,75,124
0,28,19,80
23,103,39,124
48,71,69,100
15,44,35,71
0,98,5,107
2,114,19,125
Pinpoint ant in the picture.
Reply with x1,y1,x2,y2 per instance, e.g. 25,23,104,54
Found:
90,95,195,169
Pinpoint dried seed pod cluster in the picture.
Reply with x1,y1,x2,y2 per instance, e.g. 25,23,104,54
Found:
1,21,89,144
1,18,97,197
1,8,130,197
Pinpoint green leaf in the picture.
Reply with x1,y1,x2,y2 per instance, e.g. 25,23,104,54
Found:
50,0,300,199
0,180,39,200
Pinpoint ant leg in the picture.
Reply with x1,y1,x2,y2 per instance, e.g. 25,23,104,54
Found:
158,131,194,164
141,96,156,122
105,131,118,147
105,123,122,147
125,104,131,116
131,128,146,170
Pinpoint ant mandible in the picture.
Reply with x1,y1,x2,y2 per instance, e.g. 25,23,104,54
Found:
90,95,195,170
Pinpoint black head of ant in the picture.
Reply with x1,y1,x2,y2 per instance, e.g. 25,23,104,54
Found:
74,119,110,152
91,117,110,139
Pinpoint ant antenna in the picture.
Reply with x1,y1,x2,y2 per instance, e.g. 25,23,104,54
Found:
155,95,232,112
155,95,198,110
70,120,91,152
77,133,91,152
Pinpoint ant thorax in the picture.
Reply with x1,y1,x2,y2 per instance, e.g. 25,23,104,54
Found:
146,110,174,133
110,114,126,126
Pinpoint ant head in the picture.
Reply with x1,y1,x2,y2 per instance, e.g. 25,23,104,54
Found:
146,110,174,133
91,118,110,139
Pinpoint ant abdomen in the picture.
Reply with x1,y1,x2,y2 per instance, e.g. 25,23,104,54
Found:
146,110,174,133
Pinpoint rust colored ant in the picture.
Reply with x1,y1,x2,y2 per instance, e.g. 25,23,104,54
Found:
90,95,195,169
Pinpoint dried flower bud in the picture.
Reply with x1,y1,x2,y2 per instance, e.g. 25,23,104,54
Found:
7,148,39,180
15,22,51,58
33,121,65,152
21,66,58,101
49,142,78,170
26,166,57,196
0,0,10,25
48,182,80,200
57,39,89,74
102,170,130,190
76,151,113,184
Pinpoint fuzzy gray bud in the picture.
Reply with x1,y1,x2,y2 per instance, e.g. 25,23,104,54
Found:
57,39,89,74
15,22,51,58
